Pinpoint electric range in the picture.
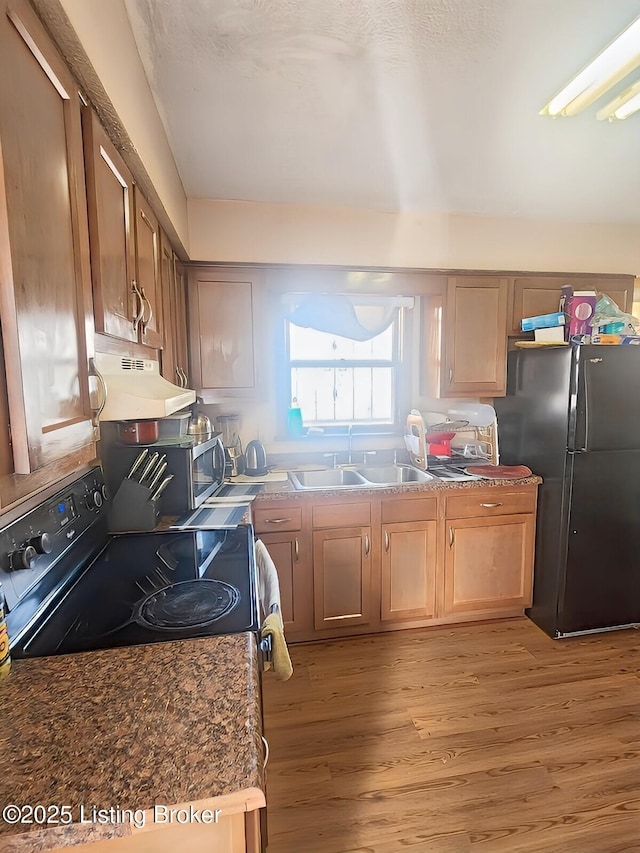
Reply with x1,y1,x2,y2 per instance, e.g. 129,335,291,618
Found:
3,467,259,659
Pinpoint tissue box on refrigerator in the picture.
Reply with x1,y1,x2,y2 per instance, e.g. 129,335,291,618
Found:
521,311,565,332
565,291,597,337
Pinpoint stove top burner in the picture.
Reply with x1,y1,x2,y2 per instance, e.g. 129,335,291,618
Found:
138,579,240,630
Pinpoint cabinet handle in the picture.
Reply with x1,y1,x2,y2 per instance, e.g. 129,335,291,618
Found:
384,530,390,552
480,502,503,508
449,527,454,548
140,287,153,330
175,367,183,387
178,366,188,387
265,517,292,524
131,280,144,332
261,735,270,769
364,534,370,557
88,358,107,425
294,538,299,561
449,367,453,385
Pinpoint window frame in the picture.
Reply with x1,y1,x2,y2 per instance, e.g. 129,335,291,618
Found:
282,311,405,435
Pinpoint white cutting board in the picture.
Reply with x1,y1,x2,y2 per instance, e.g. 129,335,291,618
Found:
227,472,290,484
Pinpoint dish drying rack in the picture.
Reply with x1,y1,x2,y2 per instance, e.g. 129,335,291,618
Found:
404,409,499,470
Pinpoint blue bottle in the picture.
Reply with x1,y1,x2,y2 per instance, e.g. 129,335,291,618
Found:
287,398,304,437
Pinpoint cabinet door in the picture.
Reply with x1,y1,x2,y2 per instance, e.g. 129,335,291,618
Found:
49,811,250,852
381,521,437,622
82,108,137,343
173,258,190,386
133,187,163,348
444,514,534,616
442,277,508,397
188,267,264,398
0,0,97,481
259,532,312,636
313,527,372,630
509,276,634,336
160,230,178,384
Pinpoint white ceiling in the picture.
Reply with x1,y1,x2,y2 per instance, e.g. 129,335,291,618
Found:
124,0,640,224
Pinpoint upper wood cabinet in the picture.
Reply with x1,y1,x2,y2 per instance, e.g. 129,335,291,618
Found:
0,0,97,492
441,276,508,397
82,108,137,343
83,108,163,350
173,259,190,386
188,266,265,399
133,187,163,348
160,233,189,387
508,275,634,336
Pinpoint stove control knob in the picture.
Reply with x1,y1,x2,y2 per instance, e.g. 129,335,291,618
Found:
28,532,53,555
85,489,103,511
100,484,109,501
10,545,38,570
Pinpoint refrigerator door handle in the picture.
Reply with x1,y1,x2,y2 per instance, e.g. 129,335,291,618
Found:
570,346,588,451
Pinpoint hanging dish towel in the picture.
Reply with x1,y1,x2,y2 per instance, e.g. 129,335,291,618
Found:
261,612,293,681
255,539,293,681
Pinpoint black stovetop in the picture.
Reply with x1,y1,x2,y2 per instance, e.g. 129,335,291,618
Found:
3,467,259,659
20,526,258,657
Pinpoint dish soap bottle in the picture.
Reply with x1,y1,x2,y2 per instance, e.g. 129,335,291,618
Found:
287,398,304,437
0,582,11,681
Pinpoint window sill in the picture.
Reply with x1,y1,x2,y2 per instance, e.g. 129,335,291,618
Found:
275,429,402,443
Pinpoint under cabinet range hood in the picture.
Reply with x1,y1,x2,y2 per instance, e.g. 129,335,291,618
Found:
93,353,195,421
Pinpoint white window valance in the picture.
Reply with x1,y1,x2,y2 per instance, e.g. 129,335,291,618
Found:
282,293,414,342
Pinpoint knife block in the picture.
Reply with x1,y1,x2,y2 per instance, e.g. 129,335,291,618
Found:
107,478,159,532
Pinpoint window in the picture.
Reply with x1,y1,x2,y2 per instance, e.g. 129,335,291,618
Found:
286,318,401,427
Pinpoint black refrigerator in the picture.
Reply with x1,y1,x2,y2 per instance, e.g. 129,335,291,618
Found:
494,344,640,638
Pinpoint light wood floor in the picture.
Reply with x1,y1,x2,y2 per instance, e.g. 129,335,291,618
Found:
262,618,640,853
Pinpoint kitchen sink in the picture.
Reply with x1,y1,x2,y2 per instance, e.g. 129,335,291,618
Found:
289,465,438,489
289,469,368,489
356,465,436,484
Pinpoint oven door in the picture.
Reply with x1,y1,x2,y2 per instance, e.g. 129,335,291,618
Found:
192,437,225,508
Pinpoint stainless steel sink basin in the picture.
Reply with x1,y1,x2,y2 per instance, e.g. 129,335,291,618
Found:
357,465,436,484
289,469,368,489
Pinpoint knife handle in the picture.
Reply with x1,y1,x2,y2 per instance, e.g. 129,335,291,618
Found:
151,475,173,502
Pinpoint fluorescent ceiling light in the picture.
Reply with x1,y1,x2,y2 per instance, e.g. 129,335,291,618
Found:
596,79,640,120
541,16,640,117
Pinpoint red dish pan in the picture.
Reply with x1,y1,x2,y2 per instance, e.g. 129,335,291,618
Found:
117,420,159,445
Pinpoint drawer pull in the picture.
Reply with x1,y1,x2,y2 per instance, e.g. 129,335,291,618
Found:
480,502,503,508
265,517,292,524
261,735,270,768
364,534,370,557
294,537,299,561
449,527,454,548
384,530,390,552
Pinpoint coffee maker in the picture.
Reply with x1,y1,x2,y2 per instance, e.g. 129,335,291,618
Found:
216,414,244,476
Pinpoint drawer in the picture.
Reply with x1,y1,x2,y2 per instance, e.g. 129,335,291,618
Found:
253,506,302,533
381,496,437,523
312,501,371,529
446,490,536,519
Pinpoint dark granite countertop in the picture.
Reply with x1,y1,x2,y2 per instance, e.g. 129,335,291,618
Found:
0,633,264,850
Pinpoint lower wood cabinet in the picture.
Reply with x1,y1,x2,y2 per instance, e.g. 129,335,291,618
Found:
381,520,437,622
443,490,536,619
257,531,311,635
312,526,372,630
254,483,538,642
44,809,261,852
444,514,534,617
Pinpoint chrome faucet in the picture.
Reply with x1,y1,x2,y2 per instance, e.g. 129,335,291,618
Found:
347,423,354,465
